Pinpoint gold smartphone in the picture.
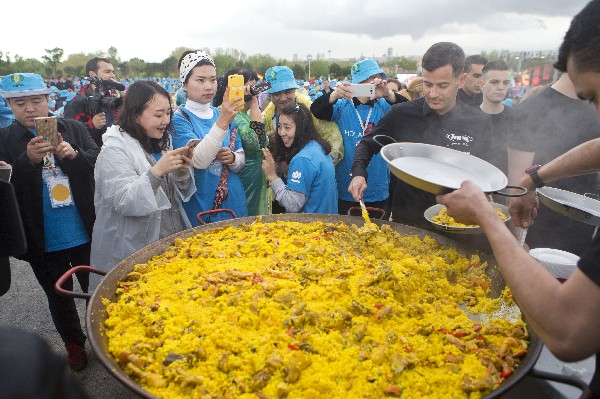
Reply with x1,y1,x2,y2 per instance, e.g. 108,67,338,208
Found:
35,116,59,148
228,74,245,102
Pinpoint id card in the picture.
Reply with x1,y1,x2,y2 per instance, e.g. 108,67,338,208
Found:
47,177,74,208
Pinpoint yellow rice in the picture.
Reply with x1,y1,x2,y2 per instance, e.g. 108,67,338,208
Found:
103,220,528,399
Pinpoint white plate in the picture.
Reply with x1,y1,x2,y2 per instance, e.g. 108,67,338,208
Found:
529,248,579,279
424,203,510,235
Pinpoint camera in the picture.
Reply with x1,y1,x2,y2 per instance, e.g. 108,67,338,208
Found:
86,76,125,115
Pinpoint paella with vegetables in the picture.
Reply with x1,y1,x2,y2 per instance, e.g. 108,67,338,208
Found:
104,219,528,399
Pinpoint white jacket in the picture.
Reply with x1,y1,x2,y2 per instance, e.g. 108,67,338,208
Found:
91,125,195,280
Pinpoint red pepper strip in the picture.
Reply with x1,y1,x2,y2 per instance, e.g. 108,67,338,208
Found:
288,343,300,351
374,302,384,310
451,329,468,337
252,273,264,283
500,362,513,378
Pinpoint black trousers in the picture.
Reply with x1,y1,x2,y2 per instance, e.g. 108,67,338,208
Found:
27,242,89,345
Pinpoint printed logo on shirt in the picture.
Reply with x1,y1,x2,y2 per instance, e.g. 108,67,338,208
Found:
446,133,473,146
344,129,358,138
290,170,302,183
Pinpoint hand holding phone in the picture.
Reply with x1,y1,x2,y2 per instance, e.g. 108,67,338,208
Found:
35,116,59,148
348,84,376,98
228,74,245,102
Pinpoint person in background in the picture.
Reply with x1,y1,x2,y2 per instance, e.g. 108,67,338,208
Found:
0,73,99,371
311,58,399,216
64,74,75,91
0,97,14,127
262,103,337,214
91,80,194,280
386,77,403,94
214,68,270,216
262,66,344,166
438,4,600,396
507,72,600,256
64,57,123,147
397,77,424,101
349,42,493,230
458,54,488,107
479,60,513,174
322,78,333,95
171,50,248,224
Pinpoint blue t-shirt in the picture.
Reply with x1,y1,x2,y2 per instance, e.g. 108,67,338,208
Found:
286,141,337,214
332,98,390,202
172,106,248,224
40,156,89,252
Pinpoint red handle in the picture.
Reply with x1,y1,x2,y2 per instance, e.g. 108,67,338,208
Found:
196,209,237,225
347,206,387,220
55,265,106,299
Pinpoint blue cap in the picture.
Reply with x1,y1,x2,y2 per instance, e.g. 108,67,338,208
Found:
0,73,52,99
59,89,69,98
264,66,300,94
351,59,387,84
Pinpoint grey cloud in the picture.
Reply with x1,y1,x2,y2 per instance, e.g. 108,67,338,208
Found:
254,0,588,40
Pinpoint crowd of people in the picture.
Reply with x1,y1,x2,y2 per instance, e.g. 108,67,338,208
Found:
1,1,600,397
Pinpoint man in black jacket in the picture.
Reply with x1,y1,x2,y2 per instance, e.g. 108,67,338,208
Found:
349,42,493,229
0,73,99,371
64,57,122,147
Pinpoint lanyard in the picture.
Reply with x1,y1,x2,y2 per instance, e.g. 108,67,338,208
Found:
354,105,373,136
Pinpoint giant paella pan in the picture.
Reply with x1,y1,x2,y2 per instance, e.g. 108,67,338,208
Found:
58,213,586,398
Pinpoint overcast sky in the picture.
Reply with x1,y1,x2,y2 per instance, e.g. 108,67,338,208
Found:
1,0,589,63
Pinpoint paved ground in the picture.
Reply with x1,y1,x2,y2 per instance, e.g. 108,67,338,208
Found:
1,256,594,399
0,257,140,399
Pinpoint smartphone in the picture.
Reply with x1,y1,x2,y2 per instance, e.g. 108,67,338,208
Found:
228,74,245,102
187,138,201,148
349,84,375,98
34,116,59,147
0,165,11,182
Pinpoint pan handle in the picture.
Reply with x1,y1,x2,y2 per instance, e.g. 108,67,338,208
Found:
528,368,590,396
55,265,106,299
196,209,237,225
372,135,397,148
493,185,528,197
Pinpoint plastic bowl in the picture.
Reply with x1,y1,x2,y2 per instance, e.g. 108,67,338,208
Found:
529,248,579,281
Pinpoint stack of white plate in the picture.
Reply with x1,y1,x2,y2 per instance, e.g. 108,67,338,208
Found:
529,248,579,280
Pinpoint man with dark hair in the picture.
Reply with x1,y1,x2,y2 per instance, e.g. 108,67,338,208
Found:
480,60,513,174
458,54,488,107
64,57,123,147
0,72,99,371
349,42,493,229
438,2,600,397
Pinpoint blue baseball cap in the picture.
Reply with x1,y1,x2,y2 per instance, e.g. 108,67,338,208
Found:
264,66,300,94
0,73,52,99
351,59,387,84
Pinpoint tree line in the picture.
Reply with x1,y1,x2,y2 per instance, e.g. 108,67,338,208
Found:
0,46,419,81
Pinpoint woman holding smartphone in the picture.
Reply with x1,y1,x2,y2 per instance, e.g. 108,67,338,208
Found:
171,50,248,224
261,103,337,214
214,68,270,216
91,80,195,281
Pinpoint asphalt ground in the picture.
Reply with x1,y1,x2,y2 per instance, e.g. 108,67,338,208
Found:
0,257,139,399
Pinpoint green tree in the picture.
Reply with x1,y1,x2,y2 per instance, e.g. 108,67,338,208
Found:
246,54,277,76
291,64,306,80
42,48,64,76
329,63,342,79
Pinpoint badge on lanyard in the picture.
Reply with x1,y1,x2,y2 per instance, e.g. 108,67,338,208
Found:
47,177,73,207
43,153,74,208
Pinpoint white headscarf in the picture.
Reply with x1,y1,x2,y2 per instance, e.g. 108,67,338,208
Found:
179,50,215,84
